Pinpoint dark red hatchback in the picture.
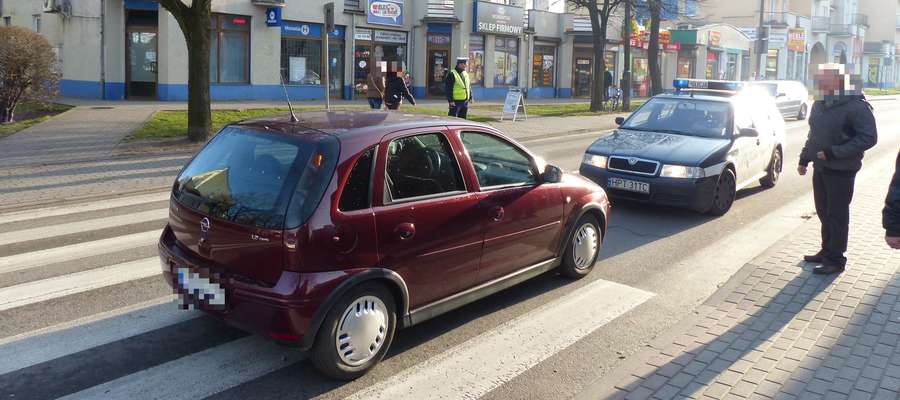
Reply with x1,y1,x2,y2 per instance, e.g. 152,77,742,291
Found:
158,111,610,379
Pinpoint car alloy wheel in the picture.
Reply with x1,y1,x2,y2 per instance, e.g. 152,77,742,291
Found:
572,222,599,270
335,295,389,367
761,148,782,188
798,104,808,120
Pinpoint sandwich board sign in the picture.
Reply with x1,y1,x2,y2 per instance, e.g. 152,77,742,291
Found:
500,88,527,121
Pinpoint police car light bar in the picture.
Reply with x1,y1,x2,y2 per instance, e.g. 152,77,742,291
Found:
673,79,744,92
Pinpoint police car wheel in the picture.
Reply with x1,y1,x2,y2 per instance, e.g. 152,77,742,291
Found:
707,169,736,216
760,147,782,189
797,104,808,120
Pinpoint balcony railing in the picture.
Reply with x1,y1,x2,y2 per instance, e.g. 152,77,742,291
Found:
426,0,455,19
812,16,830,32
829,24,852,35
853,13,868,27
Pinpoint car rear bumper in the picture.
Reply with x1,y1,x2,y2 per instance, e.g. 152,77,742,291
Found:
579,164,718,212
157,226,347,348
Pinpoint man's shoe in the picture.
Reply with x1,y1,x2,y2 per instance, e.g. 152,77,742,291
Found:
812,263,845,275
803,252,825,263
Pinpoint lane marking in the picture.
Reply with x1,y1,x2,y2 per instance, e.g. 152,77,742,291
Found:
347,279,654,400
0,209,167,246
0,257,161,312
0,191,170,225
0,297,198,375
58,336,302,400
0,230,161,275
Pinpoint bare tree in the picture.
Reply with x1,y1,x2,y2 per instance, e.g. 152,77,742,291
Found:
158,0,212,142
0,26,60,123
568,0,624,112
647,0,663,95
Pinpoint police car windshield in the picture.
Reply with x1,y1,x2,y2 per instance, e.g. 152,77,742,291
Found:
621,97,732,139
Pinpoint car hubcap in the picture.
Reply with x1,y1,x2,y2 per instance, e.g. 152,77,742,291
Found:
572,223,599,269
335,296,388,366
715,174,735,209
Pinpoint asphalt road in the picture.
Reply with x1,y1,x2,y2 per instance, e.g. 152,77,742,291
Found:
0,100,898,400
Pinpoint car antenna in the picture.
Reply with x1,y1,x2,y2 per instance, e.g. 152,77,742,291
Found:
279,72,299,123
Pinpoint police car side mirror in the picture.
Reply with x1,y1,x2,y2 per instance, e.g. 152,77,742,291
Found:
738,128,759,138
542,164,563,184
615,117,625,126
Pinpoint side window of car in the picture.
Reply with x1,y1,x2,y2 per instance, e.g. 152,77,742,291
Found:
734,105,753,130
460,131,537,188
339,146,375,212
384,133,465,202
750,107,772,133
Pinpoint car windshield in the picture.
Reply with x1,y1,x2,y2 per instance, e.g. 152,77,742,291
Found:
173,126,339,230
621,97,732,138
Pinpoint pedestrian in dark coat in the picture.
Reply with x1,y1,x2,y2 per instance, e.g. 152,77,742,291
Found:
384,70,416,110
798,64,878,274
885,151,900,249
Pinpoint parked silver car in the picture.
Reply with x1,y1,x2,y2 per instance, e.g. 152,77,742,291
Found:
750,80,810,120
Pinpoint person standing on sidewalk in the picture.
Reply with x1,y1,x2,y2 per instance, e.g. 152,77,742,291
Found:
798,63,878,274
366,63,385,110
445,57,472,119
384,64,416,111
885,151,900,249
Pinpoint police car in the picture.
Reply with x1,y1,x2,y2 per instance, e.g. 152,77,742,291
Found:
579,79,786,215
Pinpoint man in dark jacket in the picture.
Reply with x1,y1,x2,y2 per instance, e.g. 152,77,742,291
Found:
885,152,900,249
798,64,878,274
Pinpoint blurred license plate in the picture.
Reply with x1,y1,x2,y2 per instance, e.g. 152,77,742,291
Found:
175,266,226,310
608,177,650,194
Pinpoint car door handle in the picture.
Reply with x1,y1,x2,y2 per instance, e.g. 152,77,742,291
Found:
396,223,415,240
490,206,505,222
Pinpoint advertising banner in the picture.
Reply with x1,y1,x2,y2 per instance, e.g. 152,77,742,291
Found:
367,0,404,27
787,28,806,52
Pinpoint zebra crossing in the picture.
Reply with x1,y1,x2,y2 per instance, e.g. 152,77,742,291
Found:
0,191,654,400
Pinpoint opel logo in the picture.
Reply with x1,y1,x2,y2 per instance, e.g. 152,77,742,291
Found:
200,217,210,233
628,158,639,166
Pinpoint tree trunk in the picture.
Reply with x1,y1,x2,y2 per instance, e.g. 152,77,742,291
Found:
648,0,663,96
587,4,604,112
186,7,212,142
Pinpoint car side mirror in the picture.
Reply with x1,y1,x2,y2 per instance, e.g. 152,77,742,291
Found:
738,127,759,137
615,117,625,126
542,164,562,184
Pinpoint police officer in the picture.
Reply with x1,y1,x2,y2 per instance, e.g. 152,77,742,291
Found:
798,64,878,274
445,57,472,119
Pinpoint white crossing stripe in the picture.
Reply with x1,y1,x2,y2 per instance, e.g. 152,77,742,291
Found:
347,279,654,400
0,191,170,225
0,208,168,246
0,297,197,375
0,257,161,312
0,230,161,275
58,336,303,400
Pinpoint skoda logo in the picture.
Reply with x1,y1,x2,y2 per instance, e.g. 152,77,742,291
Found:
200,217,211,233
628,158,639,166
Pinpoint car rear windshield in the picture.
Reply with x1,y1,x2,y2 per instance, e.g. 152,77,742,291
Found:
173,126,339,230
622,98,732,138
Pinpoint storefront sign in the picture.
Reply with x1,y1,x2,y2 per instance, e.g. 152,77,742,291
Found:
265,7,281,27
707,31,721,47
355,28,373,41
232,16,248,26
739,27,757,41
367,0,404,27
629,30,680,51
473,1,524,36
374,30,407,44
427,33,451,46
787,28,806,52
282,21,321,37
328,26,346,39
768,29,787,47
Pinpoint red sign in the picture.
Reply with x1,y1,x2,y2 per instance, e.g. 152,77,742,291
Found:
232,17,247,25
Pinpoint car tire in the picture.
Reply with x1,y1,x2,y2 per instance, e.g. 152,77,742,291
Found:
759,147,783,189
558,214,602,279
310,282,397,381
706,168,736,216
797,103,808,120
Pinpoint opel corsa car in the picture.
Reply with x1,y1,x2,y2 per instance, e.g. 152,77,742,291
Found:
158,111,610,380
580,79,786,215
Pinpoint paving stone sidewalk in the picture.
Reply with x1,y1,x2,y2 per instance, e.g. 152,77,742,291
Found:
587,176,900,399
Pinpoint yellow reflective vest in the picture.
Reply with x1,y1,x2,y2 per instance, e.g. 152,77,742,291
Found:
450,69,471,101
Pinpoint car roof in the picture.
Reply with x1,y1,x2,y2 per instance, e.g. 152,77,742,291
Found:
234,110,490,140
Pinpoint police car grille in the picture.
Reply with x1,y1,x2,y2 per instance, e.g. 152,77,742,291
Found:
609,157,659,175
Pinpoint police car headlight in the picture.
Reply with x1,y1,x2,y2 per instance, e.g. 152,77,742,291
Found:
582,154,608,169
660,164,705,179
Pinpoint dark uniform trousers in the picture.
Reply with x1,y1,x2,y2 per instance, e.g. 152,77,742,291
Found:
813,168,856,266
448,101,469,119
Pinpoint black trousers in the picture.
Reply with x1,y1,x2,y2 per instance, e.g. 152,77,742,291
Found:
448,101,468,119
813,168,857,266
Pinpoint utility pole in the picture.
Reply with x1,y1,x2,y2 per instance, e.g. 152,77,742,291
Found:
324,2,335,111
622,0,632,111
755,0,765,80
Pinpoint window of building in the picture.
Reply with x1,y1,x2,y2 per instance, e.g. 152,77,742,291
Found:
494,38,519,87
726,53,738,80
468,35,485,86
281,24,323,85
532,45,555,87
766,48,778,80
210,14,250,84
676,52,693,78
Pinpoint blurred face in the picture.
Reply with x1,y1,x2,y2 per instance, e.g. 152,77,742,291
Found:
814,66,844,95
457,61,467,70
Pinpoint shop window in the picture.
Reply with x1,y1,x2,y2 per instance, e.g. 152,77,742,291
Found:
766,49,778,80
676,54,693,78
726,53,737,80
281,38,322,85
532,45,555,87
468,35,485,86
210,14,250,84
494,38,519,87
